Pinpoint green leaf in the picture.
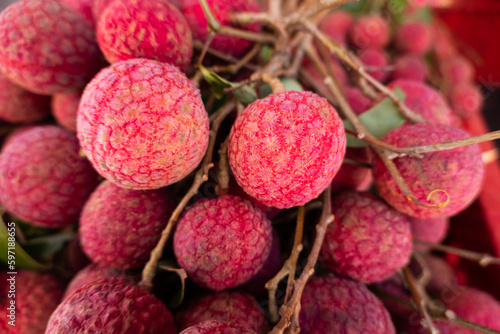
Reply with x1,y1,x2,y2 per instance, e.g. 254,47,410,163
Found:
259,45,274,63
344,88,407,147
0,216,47,270
199,65,232,99
22,232,75,258
158,262,187,308
232,85,258,105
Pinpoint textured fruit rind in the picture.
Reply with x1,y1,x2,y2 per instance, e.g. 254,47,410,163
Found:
97,0,192,69
175,291,269,333
80,180,173,269
180,320,257,334
0,0,101,95
52,92,81,131
46,278,177,334
228,90,346,208
349,14,390,49
174,196,272,291
0,125,100,227
408,216,449,251
373,123,484,218
77,58,209,189
299,275,395,334
320,191,413,283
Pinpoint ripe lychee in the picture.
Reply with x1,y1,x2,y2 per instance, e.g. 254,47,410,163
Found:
0,73,51,124
46,278,177,334
441,55,475,85
0,0,102,95
180,320,256,334
409,255,457,296
175,291,269,333
448,83,483,118
318,10,353,45
228,91,346,208
349,14,390,49
373,123,484,218
299,275,395,334
391,54,428,82
77,58,209,190
57,0,94,25
408,216,449,251
0,270,64,334
97,0,193,69
0,125,100,227
52,91,81,131
331,147,373,193
173,195,272,291
344,86,372,115
80,180,174,269
358,48,389,82
320,191,413,283
395,22,432,55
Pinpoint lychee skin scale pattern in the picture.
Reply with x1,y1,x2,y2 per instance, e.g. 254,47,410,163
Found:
80,180,174,269
320,191,413,283
0,270,64,334
0,0,102,95
57,0,94,25
77,58,209,190
0,125,100,227
46,278,177,334
180,320,257,334
299,275,396,334
175,291,269,334
52,91,81,131
174,196,272,291
373,123,484,218
228,91,346,209
97,0,193,69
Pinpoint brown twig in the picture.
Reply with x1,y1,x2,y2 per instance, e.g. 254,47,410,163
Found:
413,253,432,288
216,136,230,195
304,0,359,18
266,262,291,323
197,31,216,65
415,240,500,267
284,206,305,303
193,40,259,71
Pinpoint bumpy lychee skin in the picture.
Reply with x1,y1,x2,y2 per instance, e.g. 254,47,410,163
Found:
180,0,261,56
174,196,272,291
52,92,81,131
175,291,269,333
180,320,256,334
388,79,459,126
395,22,432,55
46,278,177,334
344,86,372,115
448,83,484,118
80,180,173,269
97,0,192,69
77,58,209,190
349,14,390,49
0,73,51,123
408,216,449,251
358,48,389,82
57,0,94,25
228,91,346,208
373,123,484,218
0,0,102,95
0,126,100,227
300,276,395,334
391,54,428,82
320,191,413,283
91,0,113,22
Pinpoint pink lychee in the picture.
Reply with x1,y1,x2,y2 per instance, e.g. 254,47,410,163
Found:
349,14,390,49
448,83,484,118
46,278,177,334
0,125,100,227
373,123,484,218
91,0,113,22
180,320,256,334
441,55,475,85
344,86,372,115
320,191,413,283
409,255,457,296
174,195,272,291
228,91,346,208
77,58,209,190
391,54,428,82
408,216,449,251
0,0,102,95
97,0,192,69
80,180,174,269
52,91,81,131
57,0,94,25
395,22,432,55
299,275,395,334
318,10,353,45
331,147,373,193
358,48,389,82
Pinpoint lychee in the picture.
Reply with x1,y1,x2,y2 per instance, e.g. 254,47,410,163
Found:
175,291,269,333
228,91,346,208
180,0,261,56
391,54,428,82
77,58,209,190
349,14,390,49
408,216,449,251
180,320,257,334
57,0,94,25
46,278,177,334
52,91,81,131
344,86,372,115
91,0,113,22
0,270,64,334
448,83,484,118
441,55,475,85
0,0,102,95
97,0,193,69
0,125,100,227
318,10,353,45
409,255,457,296
299,275,396,334
320,191,413,283
80,180,174,269
331,147,373,193
395,22,432,55
173,195,272,291
0,73,51,124
373,123,484,218
358,48,389,82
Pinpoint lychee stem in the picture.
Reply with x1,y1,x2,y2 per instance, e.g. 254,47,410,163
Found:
193,40,259,72
415,240,500,267
216,136,230,194
284,205,305,303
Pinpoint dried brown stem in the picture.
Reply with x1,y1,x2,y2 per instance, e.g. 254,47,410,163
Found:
413,253,432,288
216,136,230,195
266,262,291,323
286,34,311,78
262,73,286,93
415,240,500,267
284,206,305,303
197,31,216,65
193,40,259,71
304,0,359,18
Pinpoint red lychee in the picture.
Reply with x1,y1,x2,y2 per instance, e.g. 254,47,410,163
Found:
57,0,94,25
331,147,373,193
174,195,272,291
349,14,390,49
299,275,395,334
0,125,100,227
52,91,81,131
448,83,484,118
97,0,192,69
373,123,484,218
228,91,346,208
318,10,353,45
344,86,372,115
408,216,449,251
358,48,389,82
77,58,209,190
46,278,177,334
180,320,256,334
391,54,428,82
80,180,174,269
175,291,269,333
0,73,51,124
0,270,64,334
320,191,413,283
0,0,102,95
441,55,475,85
395,22,432,55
